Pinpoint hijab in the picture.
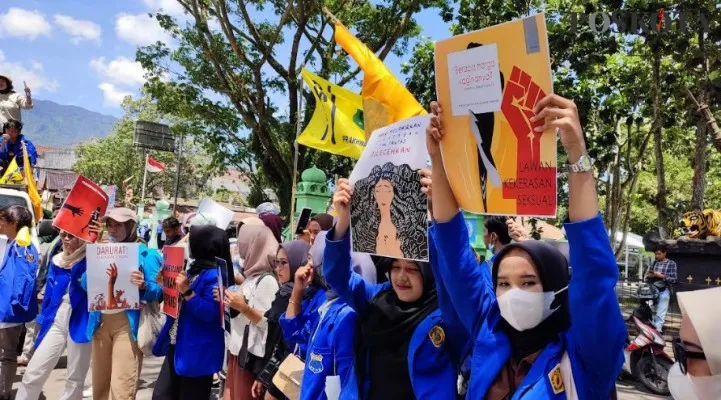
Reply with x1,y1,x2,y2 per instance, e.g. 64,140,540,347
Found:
678,287,721,375
492,240,570,359
53,238,87,269
237,224,277,278
188,225,233,277
360,258,438,347
311,213,334,231
260,214,283,243
266,240,312,322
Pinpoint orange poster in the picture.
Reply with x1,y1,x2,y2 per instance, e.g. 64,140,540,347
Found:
162,246,185,319
434,14,556,217
54,176,109,242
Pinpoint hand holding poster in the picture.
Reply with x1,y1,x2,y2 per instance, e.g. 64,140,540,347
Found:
54,176,109,242
434,14,556,217
162,246,185,318
349,115,430,261
87,243,140,312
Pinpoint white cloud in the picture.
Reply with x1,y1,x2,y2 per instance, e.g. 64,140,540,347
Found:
90,57,146,86
0,50,58,93
53,14,101,44
143,0,186,17
0,8,52,40
98,82,132,108
115,13,171,46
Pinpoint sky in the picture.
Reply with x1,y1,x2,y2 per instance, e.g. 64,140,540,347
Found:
0,0,452,118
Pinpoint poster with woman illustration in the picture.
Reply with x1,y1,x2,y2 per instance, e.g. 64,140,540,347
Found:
87,243,140,311
349,115,430,261
434,14,556,217
54,176,109,242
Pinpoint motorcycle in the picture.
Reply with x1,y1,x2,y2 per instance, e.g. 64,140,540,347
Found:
621,283,674,395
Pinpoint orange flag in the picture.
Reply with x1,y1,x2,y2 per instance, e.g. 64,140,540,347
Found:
333,22,426,136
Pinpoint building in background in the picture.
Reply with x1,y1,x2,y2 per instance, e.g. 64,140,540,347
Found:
35,146,79,210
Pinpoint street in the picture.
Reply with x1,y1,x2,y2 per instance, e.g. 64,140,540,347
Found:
12,353,668,399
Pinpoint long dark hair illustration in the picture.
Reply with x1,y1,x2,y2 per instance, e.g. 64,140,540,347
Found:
351,162,428,260
467,42,504,212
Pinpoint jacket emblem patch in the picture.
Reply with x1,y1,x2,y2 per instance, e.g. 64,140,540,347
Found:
548,364,565,394
429,325,445,348
309,352,324,374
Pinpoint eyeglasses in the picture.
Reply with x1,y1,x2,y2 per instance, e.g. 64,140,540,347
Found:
59,232,76,240
672,337,706,375
267,255,289,270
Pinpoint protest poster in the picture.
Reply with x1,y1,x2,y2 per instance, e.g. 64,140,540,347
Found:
54,176,109,242
107,185,117,209
216,258,231,333
434,14,556,217
198,198,234,230
161,246,185,318
348,115,430,261
87,243,140,312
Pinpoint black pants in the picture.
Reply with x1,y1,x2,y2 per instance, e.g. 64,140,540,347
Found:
152,345,214,400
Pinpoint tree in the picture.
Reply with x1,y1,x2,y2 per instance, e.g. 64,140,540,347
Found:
136,0,452,215
73,94,221,204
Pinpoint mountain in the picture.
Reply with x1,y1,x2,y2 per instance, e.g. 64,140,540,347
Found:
20,99,118,147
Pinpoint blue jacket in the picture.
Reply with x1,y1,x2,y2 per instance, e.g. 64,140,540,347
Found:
299,298,359,400
153,267,225,377
431,213,626,399
0,240,39,323
279,287,328,360
84,243,163,341
36,242,90,346
323,229,463,400
0,134,37,168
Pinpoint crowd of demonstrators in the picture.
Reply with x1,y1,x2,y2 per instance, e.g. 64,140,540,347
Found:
152,225,227,400
16,230,90,400
647,244,677,333
0,206,38,400
85,208,163,400
669,287,721,399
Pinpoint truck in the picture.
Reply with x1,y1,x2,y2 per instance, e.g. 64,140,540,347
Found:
0,184,46,249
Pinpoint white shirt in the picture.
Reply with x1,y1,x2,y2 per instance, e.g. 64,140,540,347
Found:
0,92,31,124
228,274,279,357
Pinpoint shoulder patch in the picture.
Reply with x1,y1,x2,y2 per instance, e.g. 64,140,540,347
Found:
548,364,564,394
429,325,445,348
25,254,35,263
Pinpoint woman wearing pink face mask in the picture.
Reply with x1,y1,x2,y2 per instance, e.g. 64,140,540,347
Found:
668,287,721,400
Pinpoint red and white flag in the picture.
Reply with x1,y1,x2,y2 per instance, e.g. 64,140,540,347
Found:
146,157,166,173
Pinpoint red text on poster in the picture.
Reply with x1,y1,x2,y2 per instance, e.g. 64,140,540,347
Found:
162,246,185,318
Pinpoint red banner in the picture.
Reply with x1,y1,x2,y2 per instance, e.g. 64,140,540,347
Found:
162,246,185,318
53,176,109,243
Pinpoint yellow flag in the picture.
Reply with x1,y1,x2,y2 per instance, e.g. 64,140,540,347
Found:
22,144,43,222
0,158,23,184
333,22,427,135
297,69,367,159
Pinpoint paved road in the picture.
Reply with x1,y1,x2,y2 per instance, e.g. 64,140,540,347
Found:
13,355,668,399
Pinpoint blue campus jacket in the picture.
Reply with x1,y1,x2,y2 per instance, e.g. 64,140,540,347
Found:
298,298,359,400
0,240,39,323
323,229,464,400
36,242,90,346
153,267,225,377
83,243,163,341
0,134,37,168
431,213,626,399
279,287,328,360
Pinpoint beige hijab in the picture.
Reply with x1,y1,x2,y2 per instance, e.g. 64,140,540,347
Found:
678,286,721,375
237,224,277,278
53,240,87,269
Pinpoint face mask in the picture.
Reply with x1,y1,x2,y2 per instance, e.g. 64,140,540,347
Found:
497,286,568,331
669,361,721,400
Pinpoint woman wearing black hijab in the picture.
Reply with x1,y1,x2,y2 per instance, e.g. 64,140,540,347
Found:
152,225,228,400
325,181,465,399
251,240,311,399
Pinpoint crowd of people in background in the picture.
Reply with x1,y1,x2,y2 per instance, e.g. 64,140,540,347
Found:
0,92,719,400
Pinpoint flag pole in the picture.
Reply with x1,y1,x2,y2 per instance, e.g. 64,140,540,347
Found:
288,70,304,239
141,153,149,201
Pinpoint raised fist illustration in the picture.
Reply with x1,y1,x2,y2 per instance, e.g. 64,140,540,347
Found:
501,66,546,163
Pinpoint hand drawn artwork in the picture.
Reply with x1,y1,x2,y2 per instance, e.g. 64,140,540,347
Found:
54,176,109,243
351,162,428,261
434,14,557,217
87,243,140,312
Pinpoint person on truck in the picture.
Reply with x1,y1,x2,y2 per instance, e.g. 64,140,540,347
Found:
0,119,37,171
0,205,39,400
0,75,33,124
